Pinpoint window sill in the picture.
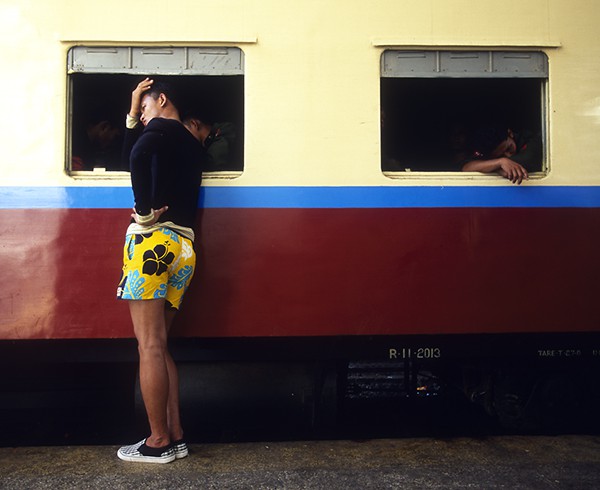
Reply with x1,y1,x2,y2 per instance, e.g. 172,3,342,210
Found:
69,169,130,180
69,169,243,181
383,170,548,181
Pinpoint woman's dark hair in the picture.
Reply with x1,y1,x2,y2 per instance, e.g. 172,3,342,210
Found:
470,127,509,157
142,79,180,110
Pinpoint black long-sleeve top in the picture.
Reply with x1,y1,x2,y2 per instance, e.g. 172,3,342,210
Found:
125,118,205,231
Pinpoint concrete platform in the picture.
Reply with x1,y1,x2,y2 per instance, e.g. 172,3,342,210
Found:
1,435,600,489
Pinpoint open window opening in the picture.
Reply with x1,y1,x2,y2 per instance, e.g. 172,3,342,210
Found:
380,51,547,175
67,47,244,176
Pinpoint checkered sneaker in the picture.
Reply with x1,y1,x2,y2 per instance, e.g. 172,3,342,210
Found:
117,438,176,464
172,439,189,459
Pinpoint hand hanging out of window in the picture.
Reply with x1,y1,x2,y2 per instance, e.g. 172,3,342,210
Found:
461,128,542,185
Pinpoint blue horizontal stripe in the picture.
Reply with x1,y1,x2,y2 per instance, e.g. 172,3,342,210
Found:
200,186,600,209
0,186,599,209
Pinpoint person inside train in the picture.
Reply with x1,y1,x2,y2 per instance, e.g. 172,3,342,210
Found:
72,111,123,171
182,113,240,171
446,122,470,168
116,77,204,464
461,127,542,185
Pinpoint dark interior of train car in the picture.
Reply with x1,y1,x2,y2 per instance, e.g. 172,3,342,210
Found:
69,74,244,173
380,78,544,172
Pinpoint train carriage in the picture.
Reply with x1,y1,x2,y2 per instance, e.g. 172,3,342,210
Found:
1,0,599,435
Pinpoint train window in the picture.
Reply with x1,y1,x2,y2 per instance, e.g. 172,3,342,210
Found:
67,47,244,177
380,51,548,175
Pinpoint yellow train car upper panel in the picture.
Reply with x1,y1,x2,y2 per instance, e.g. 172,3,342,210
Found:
0,0,598,187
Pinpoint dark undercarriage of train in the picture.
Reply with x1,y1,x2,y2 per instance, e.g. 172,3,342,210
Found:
2,332,599,446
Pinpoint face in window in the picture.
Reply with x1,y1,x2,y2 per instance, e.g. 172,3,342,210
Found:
87,120,120,148
490,130,518,158
140,93,164,126
183,118,210,144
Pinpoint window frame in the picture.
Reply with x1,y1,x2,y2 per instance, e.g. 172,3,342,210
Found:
380,49,549,179
66,46,245,179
